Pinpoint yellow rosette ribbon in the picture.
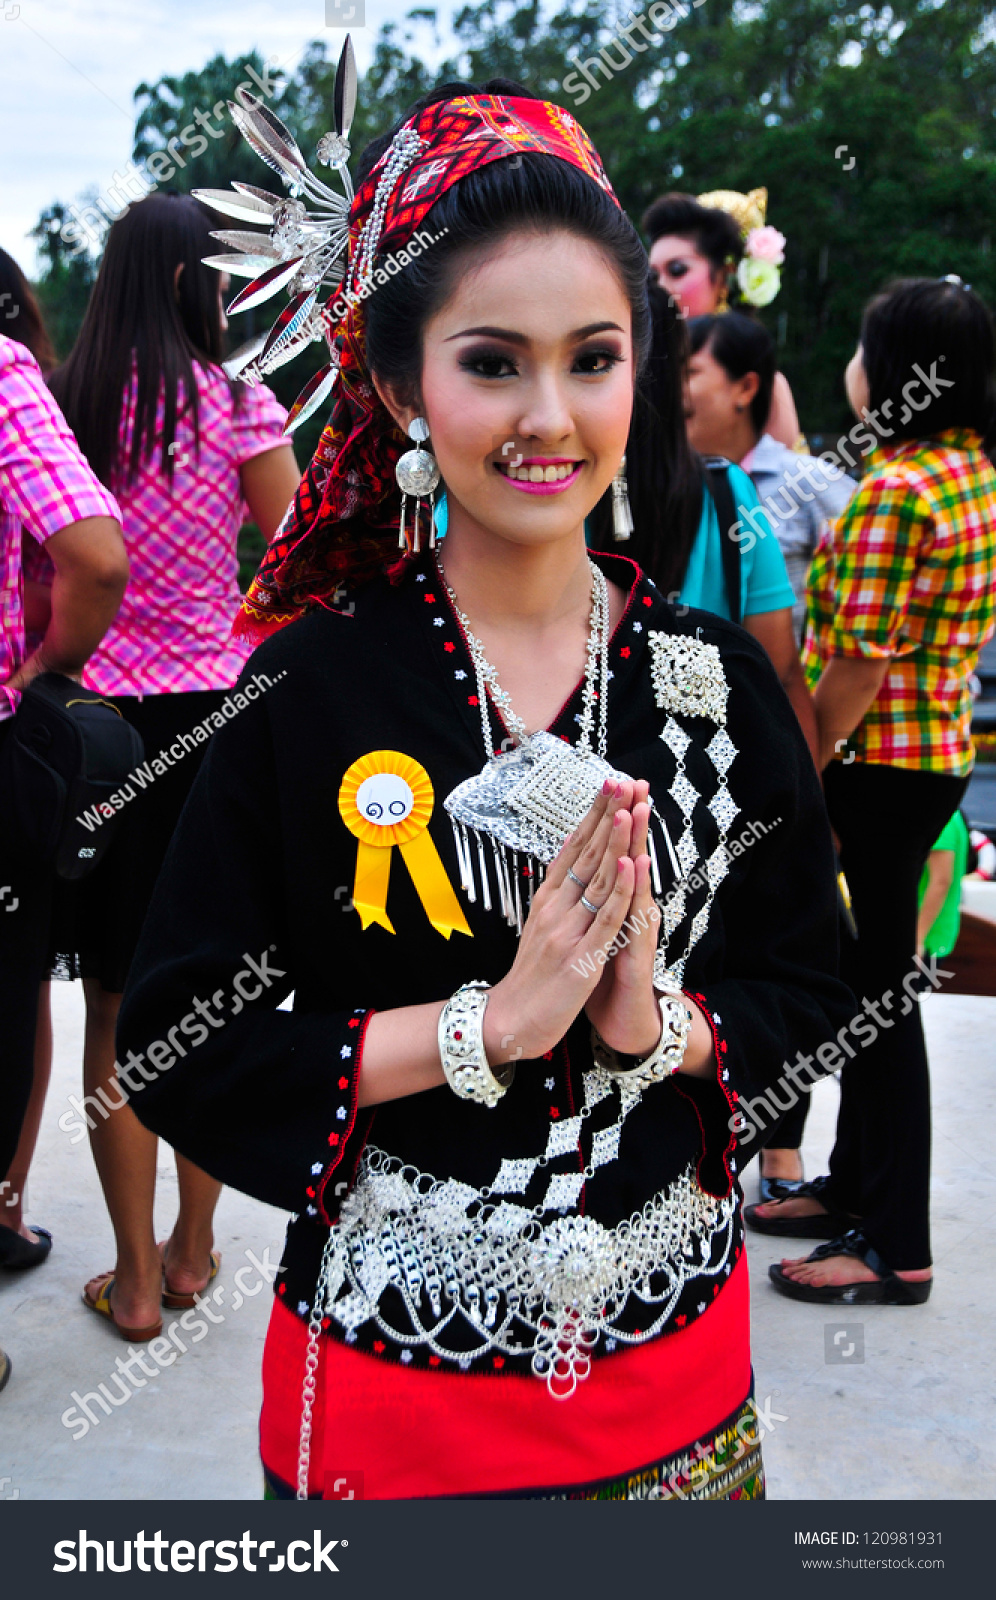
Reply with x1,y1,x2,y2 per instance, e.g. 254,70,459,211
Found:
337,751,472,939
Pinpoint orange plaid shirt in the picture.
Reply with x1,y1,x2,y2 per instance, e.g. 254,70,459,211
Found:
803,430,996,775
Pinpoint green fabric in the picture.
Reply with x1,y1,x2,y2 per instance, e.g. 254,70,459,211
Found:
919,809,969,958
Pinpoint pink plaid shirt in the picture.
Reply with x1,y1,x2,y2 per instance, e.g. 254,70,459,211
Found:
82,361,288,697
0,335,121,721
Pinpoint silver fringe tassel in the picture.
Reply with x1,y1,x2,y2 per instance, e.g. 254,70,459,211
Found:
449,820,544,934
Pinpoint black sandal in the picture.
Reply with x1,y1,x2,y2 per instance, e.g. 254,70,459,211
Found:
744,1177,852,1240
0,1224,53,1270
768,1230,933,1305
757,1173,804,1205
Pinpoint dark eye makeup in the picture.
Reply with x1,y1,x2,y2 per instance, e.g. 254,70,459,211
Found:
457,344,625,378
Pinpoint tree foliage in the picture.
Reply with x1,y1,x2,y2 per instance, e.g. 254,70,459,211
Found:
28,1,996,436
29,203,99,361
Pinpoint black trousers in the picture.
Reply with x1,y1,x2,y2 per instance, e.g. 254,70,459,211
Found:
820,760,967,1270
0,720,54,1177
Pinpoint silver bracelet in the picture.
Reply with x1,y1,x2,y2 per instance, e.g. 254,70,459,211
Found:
438,981,515,1109
590,991,693,1092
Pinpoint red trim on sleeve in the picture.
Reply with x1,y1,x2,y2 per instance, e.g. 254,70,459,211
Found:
316,1008,376,1224
671,991,737,1199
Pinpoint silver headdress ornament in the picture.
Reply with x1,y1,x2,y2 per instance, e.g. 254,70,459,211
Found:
193,36,364,433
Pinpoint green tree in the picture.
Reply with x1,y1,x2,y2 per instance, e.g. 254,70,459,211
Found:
29,2,996,433
132,51,303,196
29,201,99,362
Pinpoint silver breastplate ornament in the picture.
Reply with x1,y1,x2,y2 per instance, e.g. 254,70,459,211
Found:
440,559,739,989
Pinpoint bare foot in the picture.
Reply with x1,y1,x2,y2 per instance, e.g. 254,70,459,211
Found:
754,1194,828,1222
778,1252,933,1288
159,1237,216,1298
84,1264,162,1332
759,1148,804,1183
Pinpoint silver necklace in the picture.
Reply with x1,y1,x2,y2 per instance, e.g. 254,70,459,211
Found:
436,555,610,759
436,556,661,930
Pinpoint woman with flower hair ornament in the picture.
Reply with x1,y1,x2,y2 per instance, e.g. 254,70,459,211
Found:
119,74,852,1499
643,188,803,451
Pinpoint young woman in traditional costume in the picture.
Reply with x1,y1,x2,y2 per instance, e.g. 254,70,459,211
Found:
120,63,852,1498
643,189,803,450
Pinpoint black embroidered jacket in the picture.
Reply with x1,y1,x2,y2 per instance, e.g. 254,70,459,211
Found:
120,552,853,1385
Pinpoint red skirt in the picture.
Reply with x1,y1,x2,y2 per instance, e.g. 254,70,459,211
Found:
260,1249,756,1499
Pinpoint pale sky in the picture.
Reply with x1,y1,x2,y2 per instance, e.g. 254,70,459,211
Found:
1,0,454,274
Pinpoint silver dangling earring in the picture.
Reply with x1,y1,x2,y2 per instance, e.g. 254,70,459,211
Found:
395,417,441,553
611,453,634,542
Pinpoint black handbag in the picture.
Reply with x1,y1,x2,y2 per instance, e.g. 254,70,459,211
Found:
0,672,144,880
702,457,742,627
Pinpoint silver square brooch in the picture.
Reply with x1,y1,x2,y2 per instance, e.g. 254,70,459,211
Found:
648,632,729,726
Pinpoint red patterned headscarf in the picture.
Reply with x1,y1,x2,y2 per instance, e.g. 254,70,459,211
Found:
235,95,619,641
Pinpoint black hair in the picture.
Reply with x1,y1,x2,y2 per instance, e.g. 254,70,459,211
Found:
641,192,743,280
588,280,704,598
860,277,996,450
687,311,775,439
0,247,56,372
49,193,230,489
358,81,652,412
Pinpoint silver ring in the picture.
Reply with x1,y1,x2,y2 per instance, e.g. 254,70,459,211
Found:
579,893,601,916
567,867,588,890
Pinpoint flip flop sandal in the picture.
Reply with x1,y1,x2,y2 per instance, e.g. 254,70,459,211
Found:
0,1223,53,1269
768,1230,933,1305
0,1347,11,1394
757,1174,805,1204
82,1271,164,1342
160,1247,221,1310
745,1176,853,1239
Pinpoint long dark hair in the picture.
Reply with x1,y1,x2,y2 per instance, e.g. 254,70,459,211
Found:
0,248,56,372
588,281,703,597
860,277,996,451
49,193,227,489
359,81,652,417
687,311,775,439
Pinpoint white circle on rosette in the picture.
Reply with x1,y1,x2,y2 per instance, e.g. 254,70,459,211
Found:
355,772,415,826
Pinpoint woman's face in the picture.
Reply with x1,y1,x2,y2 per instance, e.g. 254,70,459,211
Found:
684,337,757,455
845,343,869,418
648,233,723,318
405,230,634,552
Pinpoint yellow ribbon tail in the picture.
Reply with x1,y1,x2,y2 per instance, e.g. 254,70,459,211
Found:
353,841,396,933
399,831,473,940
